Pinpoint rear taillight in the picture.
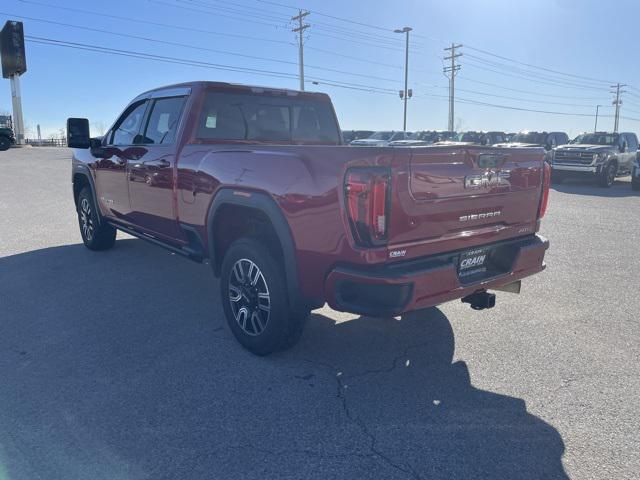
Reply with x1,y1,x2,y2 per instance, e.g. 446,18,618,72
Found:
538,162,551,219
345,168,390,246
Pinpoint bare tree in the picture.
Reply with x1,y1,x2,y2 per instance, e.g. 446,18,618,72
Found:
91,121,106,136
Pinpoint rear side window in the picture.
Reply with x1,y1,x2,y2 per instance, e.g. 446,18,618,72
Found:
626,134,638,151
197,91,340,144
111,101,148,145
142,96,187,145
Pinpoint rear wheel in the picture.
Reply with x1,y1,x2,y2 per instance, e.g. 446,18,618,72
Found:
220,237,308,355
598,161,617,188
77,188,116,250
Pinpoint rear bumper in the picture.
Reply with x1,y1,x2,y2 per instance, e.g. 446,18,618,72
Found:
325,234,549,316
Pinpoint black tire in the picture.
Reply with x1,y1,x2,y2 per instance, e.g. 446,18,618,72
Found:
551,170,565,184
632,175,640,191
0,136,10,151
77,187,116,250
597,161,617,188
220,237,308,355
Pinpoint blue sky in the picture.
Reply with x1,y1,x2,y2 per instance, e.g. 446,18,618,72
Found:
2,0,640,138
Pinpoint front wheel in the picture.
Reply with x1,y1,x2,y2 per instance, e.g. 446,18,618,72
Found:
77,188,116,250
597,161,617,188
220,237,308,355
0,136,10,151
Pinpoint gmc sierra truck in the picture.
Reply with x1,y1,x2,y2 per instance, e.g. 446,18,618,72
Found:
67,81,550,355
551,131,638,187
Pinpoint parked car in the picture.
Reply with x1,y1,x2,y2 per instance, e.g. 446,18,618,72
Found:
505,133,517,142
632,153,640,191
497,131,569,151
440,131,507,146
342,130,374,144
436,130,457,141
350,131,409,146
551,131,638,187
66,81,550,355
389,130,439,146
0,115,16,151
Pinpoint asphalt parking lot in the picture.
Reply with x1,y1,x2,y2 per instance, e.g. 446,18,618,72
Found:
1,147,639,479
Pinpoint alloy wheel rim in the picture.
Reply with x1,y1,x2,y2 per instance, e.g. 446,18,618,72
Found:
80,198,94,241
228,258,270,336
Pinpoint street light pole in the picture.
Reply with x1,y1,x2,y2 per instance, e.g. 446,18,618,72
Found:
594,104,601,132
394,27,412,132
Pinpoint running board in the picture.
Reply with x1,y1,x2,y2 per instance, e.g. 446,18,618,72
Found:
110,223,204,263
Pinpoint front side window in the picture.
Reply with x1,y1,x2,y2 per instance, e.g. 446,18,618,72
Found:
624,134,638,151
197,91,340,144
142,96,187,145
111,101,148,146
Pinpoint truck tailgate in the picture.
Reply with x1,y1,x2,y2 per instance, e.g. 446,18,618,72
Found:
389,146,544,257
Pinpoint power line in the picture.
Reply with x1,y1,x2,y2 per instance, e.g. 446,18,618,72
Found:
0,11,410,85
464,60,607,92
451,87,611,108
16,0,291,44
464,53,608,90
464,44,615,85
24,34,401,95
455,76,609,101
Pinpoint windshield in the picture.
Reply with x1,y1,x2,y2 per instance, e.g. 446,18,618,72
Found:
408,131,437,141
368,131,393,140
573,133,618,145
512,132,546,144
456,132,483,143
197,91,341,144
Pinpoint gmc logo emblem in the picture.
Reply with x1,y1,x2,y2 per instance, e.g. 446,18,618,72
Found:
464,171,511,189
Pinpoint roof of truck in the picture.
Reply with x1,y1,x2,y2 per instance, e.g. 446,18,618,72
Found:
138,81,330,99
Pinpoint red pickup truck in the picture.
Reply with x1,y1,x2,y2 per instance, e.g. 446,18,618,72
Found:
67,81,550,355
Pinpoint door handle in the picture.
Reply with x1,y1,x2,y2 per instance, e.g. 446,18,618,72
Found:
157,159,171,168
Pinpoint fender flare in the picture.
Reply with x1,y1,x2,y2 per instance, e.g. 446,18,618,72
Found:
72,163,103,225
206,188,312,311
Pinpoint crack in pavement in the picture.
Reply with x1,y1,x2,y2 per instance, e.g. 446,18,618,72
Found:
299,351,430,480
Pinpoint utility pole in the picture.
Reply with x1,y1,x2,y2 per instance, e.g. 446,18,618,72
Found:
594,105,601,132
394,26,412,132
292,10,310,91
610,83,626,133
443,43,462,132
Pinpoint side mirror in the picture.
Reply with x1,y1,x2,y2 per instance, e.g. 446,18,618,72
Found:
67,118,91,148
620,143,627,153
89,137,106,158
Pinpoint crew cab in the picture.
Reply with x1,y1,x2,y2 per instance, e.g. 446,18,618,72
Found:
551,131,638,187
67,81,550,355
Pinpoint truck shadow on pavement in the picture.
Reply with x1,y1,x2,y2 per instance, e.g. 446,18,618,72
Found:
0,239,568,480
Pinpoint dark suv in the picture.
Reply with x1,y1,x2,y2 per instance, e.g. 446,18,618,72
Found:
0,115,16,151
552,132,638,187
